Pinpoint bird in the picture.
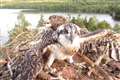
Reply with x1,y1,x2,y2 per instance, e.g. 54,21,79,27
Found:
43,23,89,69
1,15,120,80
1,16,68,80
55,23,120,64
0,27,57,80
43,43,74,69
56,24,113,53
55,23,87,52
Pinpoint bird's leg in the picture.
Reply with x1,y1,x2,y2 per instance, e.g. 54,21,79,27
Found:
45,53,55,70
87,53,106,76
7,62,13,77
88,43,110,76
94,54,106,66
94,42,110,66
68,55,74,64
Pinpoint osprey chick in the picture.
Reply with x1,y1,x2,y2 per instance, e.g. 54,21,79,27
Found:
56,23,113,53
44,23,87,68
56,23,87,52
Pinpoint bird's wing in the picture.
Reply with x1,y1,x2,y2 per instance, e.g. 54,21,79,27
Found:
79,30,120,61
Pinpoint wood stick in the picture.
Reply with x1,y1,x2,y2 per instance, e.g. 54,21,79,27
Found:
0,60,7,64
77,52,113,80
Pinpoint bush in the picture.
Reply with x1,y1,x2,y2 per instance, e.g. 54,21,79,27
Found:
9,13,30,41
71,16,112,31
37,14,45,27
70,16,86,28
97,21,111,30
112,24,120,33
86,17,97,31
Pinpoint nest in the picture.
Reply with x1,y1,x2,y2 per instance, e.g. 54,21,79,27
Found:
0,16,120,80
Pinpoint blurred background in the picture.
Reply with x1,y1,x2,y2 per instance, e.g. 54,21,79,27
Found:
0,0,120,44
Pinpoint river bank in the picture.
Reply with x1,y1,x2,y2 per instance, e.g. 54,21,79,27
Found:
0,9,120,44
0,1,120,13
1,0,120,20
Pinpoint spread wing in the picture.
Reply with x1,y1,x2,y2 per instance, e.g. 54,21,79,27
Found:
56,23,120,61
78,30,120,61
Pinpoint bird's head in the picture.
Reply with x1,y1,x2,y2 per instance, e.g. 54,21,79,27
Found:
53,23,82,52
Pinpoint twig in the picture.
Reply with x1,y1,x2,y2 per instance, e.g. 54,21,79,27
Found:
0,60,7,64
4,31,29,47
7,62,13,77
77,53,113,80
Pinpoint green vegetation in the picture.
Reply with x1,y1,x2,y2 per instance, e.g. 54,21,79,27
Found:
9,13,120,42
86,17,98,31
1,0,120,13
1,0,120,20
70,16,86,28
37,14,45,27
97,21,111,30
9,13,31,41
113,24,120,33
70,16,112,31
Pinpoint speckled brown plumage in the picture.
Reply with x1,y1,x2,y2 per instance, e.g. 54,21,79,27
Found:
79,30,120,62
0,27,56,80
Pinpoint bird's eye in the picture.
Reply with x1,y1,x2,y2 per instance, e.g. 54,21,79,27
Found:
59,29,68,34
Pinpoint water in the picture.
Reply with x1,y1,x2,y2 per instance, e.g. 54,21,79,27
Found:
0,9,120,45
